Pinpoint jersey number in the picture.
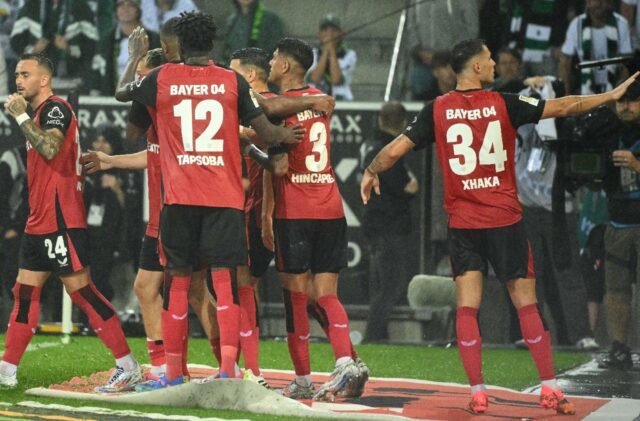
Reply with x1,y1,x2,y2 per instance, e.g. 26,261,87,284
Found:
173,99,224,152
446,120,507,176
305,122,328,172
44,236,68,259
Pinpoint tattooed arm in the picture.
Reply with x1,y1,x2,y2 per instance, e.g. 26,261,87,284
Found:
4,94,67,160
20,121,65,160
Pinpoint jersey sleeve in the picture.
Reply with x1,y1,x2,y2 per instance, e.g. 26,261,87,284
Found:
38,100,72,133
403,101,435,150
128,101,152,131
124,67,160,108
236,74,264,125
501,93,546,128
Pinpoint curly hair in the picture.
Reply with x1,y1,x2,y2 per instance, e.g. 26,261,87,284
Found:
174,11,218,55
145,48,167,69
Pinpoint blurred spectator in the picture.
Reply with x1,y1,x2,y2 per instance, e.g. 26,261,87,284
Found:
86,0,116,43
360,102,418,342
10,0,98,89
422,50,455,101
0,44,7,95
409,45,434,101
479,0,508,55
513,77,597,350
577,190,608,336
0,145,28,330
309,14,357,101
91,0,160,95
0,1,23,93
140,0,197,33
508,0,571,77
84,124,126,302
560,0,632,94
493,47,526,93
598,88,640,369
621,0,640,50
222,0,284,64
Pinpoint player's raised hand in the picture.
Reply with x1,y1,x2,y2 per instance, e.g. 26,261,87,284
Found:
4,93,28,117
611,71,640,101
360,168,381,205
128,26,149,59
311,95,336,115
81,150,113,174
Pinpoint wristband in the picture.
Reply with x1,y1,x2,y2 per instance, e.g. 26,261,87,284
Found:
15,113,29,126
268,145,288,156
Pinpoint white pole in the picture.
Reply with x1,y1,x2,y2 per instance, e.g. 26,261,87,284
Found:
384,7,407,101
61,288,72,344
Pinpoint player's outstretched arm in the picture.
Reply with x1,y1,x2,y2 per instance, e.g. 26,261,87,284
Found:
82,150,147,174
360,134,416,204
249,114,304,145
256,92,336,117
542,71,640,119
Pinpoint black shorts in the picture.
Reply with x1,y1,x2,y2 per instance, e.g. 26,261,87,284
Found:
159,205,246,269
19,228,90,276
447,220,534,283
139,235,163,272
274,218,348,274
246,209,274,277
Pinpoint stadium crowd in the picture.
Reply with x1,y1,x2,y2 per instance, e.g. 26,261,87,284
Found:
0,0,639,416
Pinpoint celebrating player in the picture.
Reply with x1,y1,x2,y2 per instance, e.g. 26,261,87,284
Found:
0,53,143,392
361,38,640,415
266,37,362,401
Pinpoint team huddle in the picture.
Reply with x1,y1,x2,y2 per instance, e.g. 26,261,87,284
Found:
0,11,367,402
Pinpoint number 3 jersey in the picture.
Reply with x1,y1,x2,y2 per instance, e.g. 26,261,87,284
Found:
274,86,344,220
125,62,263,209
26,96,86,235
405,89,545,229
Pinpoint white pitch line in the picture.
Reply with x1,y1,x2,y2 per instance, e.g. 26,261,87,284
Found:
1,401,248,421
0,340,63,355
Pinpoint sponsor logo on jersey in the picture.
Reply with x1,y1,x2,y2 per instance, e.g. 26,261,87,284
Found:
518,95,540,107
48,106,64,119
290,173,335,184
462,176,501,191
147,143,159,154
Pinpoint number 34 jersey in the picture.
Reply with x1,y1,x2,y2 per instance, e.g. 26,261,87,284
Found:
126,63,262,209
405,89,545,229
274,86,344,220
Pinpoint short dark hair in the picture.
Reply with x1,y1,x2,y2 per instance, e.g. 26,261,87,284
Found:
497,47,522,63
451,39,486,74
431,50,452,70
174,11,217,55
145,48,167,69
275,37,313,72
379,101,407,130
230,47,271,78
160,16,179,39
19,53,54,75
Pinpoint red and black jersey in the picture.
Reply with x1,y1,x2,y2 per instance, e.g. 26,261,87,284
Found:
244,91,277,225
273,86,344,220
125,62,263,209
128,100,161,238
25,96,86,235
405,89,545,229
